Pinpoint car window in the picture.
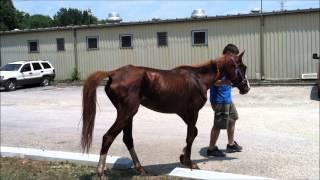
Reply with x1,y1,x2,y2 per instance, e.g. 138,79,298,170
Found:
41,62,52,69
21,64,31,72
32,63,42,70
0,64,22,71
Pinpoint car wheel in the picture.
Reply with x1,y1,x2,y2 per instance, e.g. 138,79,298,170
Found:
41,77,51,86
5,79,17,91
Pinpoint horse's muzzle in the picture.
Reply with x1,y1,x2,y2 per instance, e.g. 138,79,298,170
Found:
239,86,250,94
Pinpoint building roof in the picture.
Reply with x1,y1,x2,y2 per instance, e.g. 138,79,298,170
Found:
1,8,319,35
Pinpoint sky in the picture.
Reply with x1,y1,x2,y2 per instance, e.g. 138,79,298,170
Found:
12,0,320,22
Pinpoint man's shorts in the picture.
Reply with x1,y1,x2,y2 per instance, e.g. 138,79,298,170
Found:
211,103,239,129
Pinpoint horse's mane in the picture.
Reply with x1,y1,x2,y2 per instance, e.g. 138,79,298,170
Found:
175,56,225,70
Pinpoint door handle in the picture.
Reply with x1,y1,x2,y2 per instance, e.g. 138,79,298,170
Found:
41,71,44,73
29,72,32,75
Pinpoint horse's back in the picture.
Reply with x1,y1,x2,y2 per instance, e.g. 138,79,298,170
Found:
106,64,207,113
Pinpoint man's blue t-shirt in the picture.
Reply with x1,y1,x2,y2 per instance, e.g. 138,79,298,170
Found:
210,77,232,104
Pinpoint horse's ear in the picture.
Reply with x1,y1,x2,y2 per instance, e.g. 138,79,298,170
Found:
238,50,245,63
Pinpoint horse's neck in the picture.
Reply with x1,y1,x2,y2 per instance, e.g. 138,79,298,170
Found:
193,60,221,90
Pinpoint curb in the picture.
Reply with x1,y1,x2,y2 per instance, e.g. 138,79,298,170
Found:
1,146,272,179
0,146,132,169
169,167,273,180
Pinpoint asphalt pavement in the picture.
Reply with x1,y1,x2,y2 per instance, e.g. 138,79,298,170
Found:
0,85,319,179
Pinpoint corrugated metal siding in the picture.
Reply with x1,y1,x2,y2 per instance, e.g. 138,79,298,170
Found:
0,31,75,80
0,10,318,80
77,17,260,79
264,12,320,79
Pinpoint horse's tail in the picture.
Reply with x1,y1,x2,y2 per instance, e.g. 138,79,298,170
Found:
81,71,111,153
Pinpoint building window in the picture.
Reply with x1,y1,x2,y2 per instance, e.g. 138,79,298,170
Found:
28,40,39,53
157,32,168,46
120,34,133,48
56,38,65,51
87,36,98,50
191,30,208,45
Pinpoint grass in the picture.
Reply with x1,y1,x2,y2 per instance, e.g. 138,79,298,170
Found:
0,157,180,180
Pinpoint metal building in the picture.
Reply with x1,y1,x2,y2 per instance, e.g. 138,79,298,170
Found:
0,8,319,80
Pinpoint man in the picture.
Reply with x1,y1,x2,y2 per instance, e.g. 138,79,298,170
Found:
207,44,242,157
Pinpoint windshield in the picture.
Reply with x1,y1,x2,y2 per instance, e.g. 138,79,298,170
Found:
0,64,22,71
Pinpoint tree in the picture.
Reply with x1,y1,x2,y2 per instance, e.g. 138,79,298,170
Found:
53,8,98,26
0,0,18,31
27,15,53,29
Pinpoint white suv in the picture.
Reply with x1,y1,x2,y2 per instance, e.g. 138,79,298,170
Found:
0,60,55,91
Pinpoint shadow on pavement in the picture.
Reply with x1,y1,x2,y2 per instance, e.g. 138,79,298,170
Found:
310,85,320,101
79,152,237,179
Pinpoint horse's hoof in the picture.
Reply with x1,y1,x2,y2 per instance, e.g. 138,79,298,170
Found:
179,154,185,164
137,166,147,175
96,168,104,179
191,163,200,169
179,154,199,169
95,173,104,180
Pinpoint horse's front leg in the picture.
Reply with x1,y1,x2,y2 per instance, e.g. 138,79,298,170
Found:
179,112,199,169
180,125,199,169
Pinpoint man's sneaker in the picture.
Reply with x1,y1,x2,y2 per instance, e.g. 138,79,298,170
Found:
207,146,226,157
226,141,242,153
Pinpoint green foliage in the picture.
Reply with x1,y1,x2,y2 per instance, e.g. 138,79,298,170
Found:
71,68,80,81
0,3,101,31
0,0,18,31
27,14,53,29
53,8,98,26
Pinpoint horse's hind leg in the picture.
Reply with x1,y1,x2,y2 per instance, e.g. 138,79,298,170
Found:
97,109,136,177
96,117,127,177
123,117,147,175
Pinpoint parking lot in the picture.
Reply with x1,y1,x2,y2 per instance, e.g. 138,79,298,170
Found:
0,85,319,179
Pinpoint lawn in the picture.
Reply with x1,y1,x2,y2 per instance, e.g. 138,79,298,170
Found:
0,157,180,180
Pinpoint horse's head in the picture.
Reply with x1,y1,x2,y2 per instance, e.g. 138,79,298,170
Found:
223,51,250,94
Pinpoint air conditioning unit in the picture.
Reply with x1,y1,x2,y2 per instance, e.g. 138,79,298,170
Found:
301,73,317,79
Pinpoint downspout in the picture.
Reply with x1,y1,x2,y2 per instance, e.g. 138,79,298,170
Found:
73,28,78,78
260,0,265,80
0,35,2,67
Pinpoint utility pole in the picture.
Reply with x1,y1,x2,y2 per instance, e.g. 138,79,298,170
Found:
280,0,286,11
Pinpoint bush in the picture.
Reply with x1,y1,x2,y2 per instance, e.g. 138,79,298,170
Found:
71,68,80,81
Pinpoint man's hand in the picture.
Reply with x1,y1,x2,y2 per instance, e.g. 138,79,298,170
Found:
214,79,232,86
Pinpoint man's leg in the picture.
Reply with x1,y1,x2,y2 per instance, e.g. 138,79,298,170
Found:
209,126,220,151
226,103,242,153
207,104,226,157
227,120,235,145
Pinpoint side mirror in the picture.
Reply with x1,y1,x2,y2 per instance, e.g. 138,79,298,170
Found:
313,53,320,60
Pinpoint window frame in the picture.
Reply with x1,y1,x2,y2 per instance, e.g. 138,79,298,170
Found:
86,36,99,50
41,62,52,69
157,32,168,47
191,30,208,46
119,34,133,49
56,38,65,51
32,62,42,71
21,63,32,72
28,40,39,53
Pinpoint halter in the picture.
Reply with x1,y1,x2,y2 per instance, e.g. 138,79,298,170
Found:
230,57,250,88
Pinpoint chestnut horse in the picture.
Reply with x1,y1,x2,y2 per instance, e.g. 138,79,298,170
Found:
81,51,250,177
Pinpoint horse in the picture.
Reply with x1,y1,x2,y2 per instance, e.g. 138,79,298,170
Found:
81,51,250,177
